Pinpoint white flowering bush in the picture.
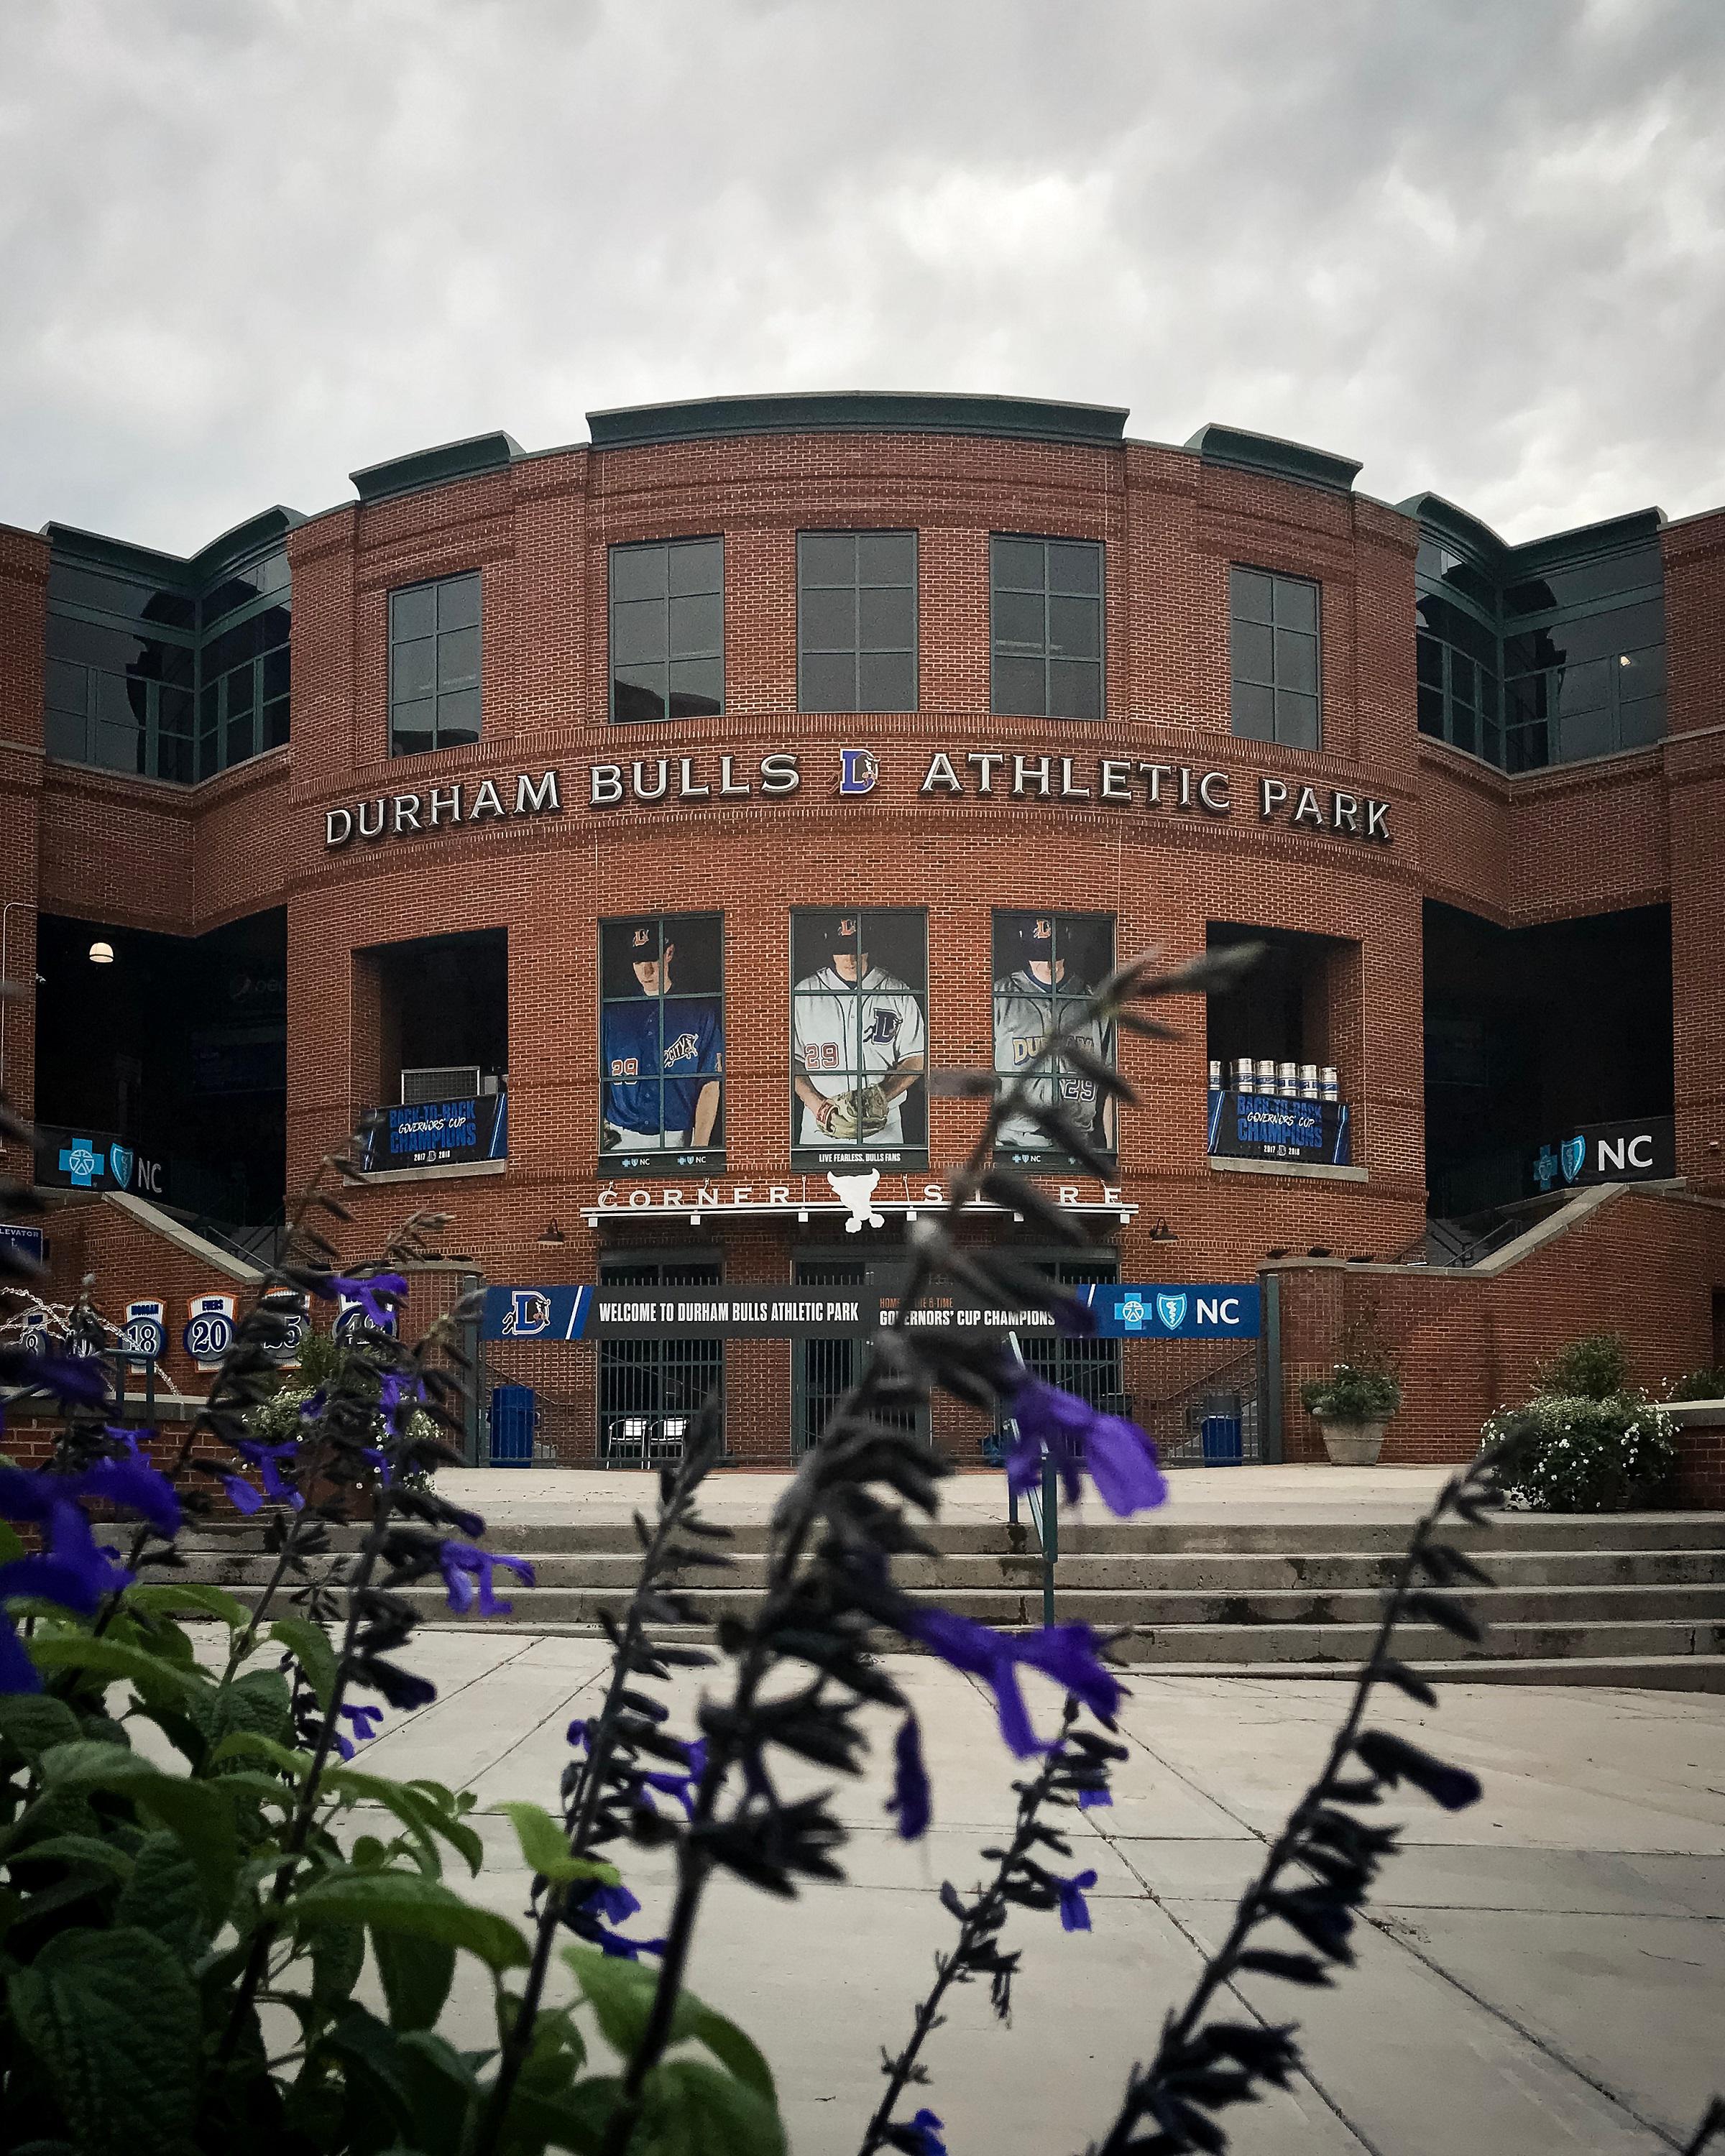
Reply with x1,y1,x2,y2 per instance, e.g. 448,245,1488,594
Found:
1484,1393,1678,1512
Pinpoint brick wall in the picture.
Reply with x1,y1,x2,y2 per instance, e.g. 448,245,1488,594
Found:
1276,1187,1725,1465
4,428,1723,1464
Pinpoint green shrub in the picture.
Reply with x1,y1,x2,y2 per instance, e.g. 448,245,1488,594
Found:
1669,1366,1725,1402
1534,1331,1630,1401
1301,1362,1403,1422
1486,1393,1678,1512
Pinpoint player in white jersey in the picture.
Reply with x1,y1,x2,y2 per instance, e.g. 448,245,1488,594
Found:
993,916,1115,1153
793,913,926,1148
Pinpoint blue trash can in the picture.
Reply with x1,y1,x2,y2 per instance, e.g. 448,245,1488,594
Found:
489,1384,537,1467
1200,1414,1243,1465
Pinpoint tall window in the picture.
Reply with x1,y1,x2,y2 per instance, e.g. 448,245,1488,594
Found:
797,530,917,713
610,538,724,722
599,913,724,1169
1417,594,1502,767
199,602,290,778
991,912,1118,1168
389,572,482,756
990,537,1103,719
791,908,928,1171
1229,567,1320,749
1501,548,1665,771
45,615,197,783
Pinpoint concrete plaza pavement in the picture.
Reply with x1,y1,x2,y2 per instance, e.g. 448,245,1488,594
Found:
348,1627,1725,2155
438,1462,1461,1530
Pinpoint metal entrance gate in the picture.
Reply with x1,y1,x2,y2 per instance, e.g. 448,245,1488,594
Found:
597,1257,724,1467
793,1257,924,1457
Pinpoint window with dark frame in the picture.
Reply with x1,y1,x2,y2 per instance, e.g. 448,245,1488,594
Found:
790,908,929,1171
991,911,1118,1169
43,555,292,788
388,571,482,756
1228,566,1321,750
989,535,1103,719
610,538,724,722
797,530,917,713
598,912,724,1171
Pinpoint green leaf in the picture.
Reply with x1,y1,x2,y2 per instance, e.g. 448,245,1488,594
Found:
124,1580,249,1628
193,1665,295,1765
318,2007,480,2156
288,1866,529,1970
26,1634,207,1707
502,2077,619,2154
6,1925,201,2156
309,1920,367,2015
114,1831,208,1959
37,1741,237,1925
0,1692,83,1765
4,1833,135,1879
564,1950,774,2104
494,1801,621,1887
638,2059,787,2156
206,1727,313,1779
326,1766,485,1878
268,1616,339,1709
0,1517,22,1565
375,1926,456,2030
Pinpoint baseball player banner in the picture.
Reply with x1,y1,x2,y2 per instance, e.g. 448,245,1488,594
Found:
600,913,724,1171
791,908,928,1171
993,911,1118,1170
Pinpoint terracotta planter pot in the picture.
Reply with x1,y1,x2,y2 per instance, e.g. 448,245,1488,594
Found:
1315,1416,1389,1466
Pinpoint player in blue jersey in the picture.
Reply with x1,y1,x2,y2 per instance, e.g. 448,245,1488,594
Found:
602,921,723,1153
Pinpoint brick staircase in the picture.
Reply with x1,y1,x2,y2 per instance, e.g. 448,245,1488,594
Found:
175,1510,1725,1690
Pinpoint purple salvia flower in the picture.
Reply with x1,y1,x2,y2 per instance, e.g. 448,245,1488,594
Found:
1006,1376,1169,1519
323,1272,407,1329
888,2109,948,2156
1077,1785,1112,1810
438,1541,534,1616
904,1606,1123,1758
0,1349,112,1409
1056,1866,1098,1932
568,1878,666,1961
887,1711,932,1840
222,1475,264,1516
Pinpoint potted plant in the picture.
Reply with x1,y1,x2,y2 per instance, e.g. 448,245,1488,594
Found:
1301,1358,1403,1465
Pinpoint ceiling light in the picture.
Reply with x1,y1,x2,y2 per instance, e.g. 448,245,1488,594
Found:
88,941,114,965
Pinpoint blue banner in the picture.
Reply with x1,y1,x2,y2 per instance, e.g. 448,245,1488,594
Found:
1082,1283,1260,1339
482,1281,1260,1342
1208,1088,1349,1166
362,1091,507,1171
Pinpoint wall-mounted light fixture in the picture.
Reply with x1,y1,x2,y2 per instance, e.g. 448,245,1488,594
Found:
1146,1217,1177,1243
88,941,114,965
536,1218,565,1245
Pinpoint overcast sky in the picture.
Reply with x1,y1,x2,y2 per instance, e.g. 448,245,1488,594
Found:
3,0,1721,556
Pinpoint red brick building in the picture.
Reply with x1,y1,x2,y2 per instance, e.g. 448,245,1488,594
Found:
2,393,1721,1467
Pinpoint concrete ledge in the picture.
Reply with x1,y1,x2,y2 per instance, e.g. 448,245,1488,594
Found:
346,1158,507,1186
1210,1156,1368,1183
101,1192,262,1284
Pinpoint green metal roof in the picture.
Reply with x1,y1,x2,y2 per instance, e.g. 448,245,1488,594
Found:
1184,422,1361,495
349,430,524,505
585,390,1129,451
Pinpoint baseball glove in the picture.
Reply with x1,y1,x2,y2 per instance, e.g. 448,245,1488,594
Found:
827,1082,891,1141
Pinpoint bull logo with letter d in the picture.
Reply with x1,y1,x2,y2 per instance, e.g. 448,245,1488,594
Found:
503,1291,553,1337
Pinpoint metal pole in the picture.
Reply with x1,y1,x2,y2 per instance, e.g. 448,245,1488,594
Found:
1041,1439,1058,1627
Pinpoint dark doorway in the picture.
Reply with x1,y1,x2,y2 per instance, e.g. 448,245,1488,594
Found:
1422,901,1673,1215
33,908,286,1223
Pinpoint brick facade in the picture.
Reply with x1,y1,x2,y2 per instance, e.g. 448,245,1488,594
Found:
5,405,1724,1468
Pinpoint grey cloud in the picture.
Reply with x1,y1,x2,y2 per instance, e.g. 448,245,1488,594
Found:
1,0,1721,552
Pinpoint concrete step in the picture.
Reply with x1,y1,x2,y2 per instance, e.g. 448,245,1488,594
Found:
1142,1657,1725,1692
208,1578,1725,1642
176,1547,1725,1593
176,1512,1725,1560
